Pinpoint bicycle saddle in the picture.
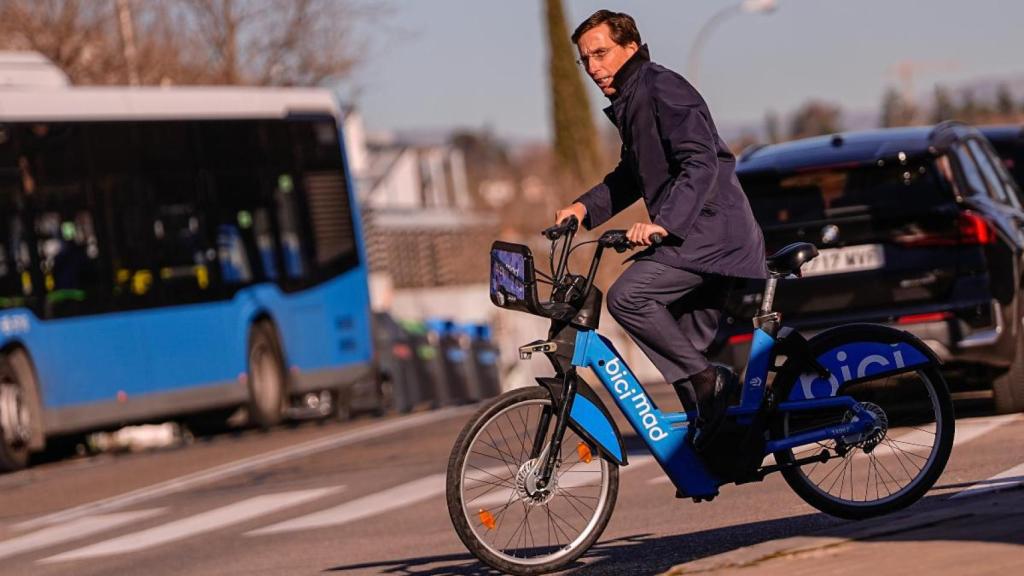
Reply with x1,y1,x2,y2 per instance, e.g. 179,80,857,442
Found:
766,242,819,277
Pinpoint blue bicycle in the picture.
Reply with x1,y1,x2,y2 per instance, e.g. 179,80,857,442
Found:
446,217,954,575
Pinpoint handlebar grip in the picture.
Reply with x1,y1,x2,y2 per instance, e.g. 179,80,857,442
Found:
649,233,664,245
543,215,579,240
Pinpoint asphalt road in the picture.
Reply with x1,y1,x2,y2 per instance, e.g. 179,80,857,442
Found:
1,388,1022,576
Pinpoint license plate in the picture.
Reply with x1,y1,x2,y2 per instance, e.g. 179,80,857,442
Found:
800,244,885,277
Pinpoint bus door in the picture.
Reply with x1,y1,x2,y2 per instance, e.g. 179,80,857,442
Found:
134,122,237,394
15,122,150,412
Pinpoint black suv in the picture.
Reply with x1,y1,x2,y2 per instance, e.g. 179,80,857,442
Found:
716,122,1024,413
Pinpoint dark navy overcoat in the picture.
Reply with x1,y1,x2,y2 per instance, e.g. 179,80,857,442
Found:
576,46,767,279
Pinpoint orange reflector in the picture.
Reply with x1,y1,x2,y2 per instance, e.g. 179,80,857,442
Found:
478,509,496,530
577,442,593,464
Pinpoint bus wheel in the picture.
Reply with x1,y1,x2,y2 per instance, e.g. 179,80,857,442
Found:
247,323,286,429
0,353,34,472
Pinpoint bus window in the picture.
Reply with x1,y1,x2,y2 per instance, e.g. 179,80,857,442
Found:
274,173,309,281
289,118,359,278
152,199,216,302
217,223,252,284
203,169,268,288
253,209,278,280
17,123,108,318
0,192,33,311
35,210,101,316
0,127,29,310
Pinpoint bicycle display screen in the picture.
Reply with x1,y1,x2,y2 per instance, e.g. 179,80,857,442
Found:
490,242,539,314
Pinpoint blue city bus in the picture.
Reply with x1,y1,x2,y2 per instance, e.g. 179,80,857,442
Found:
0,87,374,471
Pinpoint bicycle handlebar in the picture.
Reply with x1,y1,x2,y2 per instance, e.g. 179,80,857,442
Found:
599,230,664,252
542,215,579,241
537,222,667,315
544,216,664,249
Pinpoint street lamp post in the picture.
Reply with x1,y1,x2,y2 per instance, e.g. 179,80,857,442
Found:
686,0,778,87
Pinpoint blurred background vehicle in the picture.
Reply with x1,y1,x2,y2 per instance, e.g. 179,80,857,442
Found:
0,81,375,470
715,122,1024,413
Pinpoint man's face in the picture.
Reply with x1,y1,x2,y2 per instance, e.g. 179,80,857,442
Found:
576,24,638,96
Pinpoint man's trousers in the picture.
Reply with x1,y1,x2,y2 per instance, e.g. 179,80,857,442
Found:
606,260,732,385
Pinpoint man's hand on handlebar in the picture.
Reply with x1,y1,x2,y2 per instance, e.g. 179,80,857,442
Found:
555,202,587,227
627,223,668,246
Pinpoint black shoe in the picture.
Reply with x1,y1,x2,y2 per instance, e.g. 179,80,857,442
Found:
671,379,699,416
692,367,738,452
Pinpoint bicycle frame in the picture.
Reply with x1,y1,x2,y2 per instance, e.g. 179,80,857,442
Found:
560,324,938,499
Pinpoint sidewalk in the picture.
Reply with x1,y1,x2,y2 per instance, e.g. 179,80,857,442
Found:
661,485,1024,575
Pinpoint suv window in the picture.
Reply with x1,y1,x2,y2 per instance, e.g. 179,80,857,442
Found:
968,139,1016,208
740,158,950,228
953,143,990,197
981,138,1024,207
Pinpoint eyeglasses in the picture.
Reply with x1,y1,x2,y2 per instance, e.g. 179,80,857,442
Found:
575,45,618,68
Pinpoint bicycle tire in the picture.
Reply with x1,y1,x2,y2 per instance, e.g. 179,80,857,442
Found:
770,330,955,520
446,386,618,575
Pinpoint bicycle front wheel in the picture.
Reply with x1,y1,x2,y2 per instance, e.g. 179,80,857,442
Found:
772,359,954,520
446,386,618,575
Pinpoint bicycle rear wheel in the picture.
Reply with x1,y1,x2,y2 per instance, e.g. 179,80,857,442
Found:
772,359,954,520
446,386,618,575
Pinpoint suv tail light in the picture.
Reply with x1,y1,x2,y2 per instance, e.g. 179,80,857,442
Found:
894,211,995,247
727,333,753,345
957,212,995,245
897,311,953,325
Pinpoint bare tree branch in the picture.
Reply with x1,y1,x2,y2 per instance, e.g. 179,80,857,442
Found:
0,0,381,87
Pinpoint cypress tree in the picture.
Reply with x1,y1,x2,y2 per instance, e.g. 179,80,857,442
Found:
931,85,957,123
996,83,1016,118
545,0,602,185
880,87,915,127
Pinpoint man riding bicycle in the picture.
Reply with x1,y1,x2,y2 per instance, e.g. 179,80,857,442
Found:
555,10,768,448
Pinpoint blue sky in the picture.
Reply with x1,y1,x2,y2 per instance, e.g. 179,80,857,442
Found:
342,0,1024,142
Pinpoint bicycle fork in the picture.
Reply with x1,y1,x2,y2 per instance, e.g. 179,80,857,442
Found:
530,369,579,489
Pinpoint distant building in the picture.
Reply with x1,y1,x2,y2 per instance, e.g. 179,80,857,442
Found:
340,110,499,313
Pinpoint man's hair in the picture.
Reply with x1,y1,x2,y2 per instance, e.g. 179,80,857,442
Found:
571,10,641,46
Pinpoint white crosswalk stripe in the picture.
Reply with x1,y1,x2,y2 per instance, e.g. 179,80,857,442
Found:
950,462,1024,499
248,475,446,536
0,509,164,561
40,486,342,563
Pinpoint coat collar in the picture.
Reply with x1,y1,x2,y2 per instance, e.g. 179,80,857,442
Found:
603,44,650,126
609,44,650,100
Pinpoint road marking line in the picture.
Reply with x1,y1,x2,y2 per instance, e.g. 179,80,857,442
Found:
950,462,1024,499
248,475,446,535
895,413,1021,453
0,509,164,561
252,455,656,536
17,406,474,531
40,486,342,563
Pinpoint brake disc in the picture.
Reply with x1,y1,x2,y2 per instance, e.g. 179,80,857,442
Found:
515,458,559,506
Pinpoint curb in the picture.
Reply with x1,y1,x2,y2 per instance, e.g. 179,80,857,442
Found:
660,497,998,574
